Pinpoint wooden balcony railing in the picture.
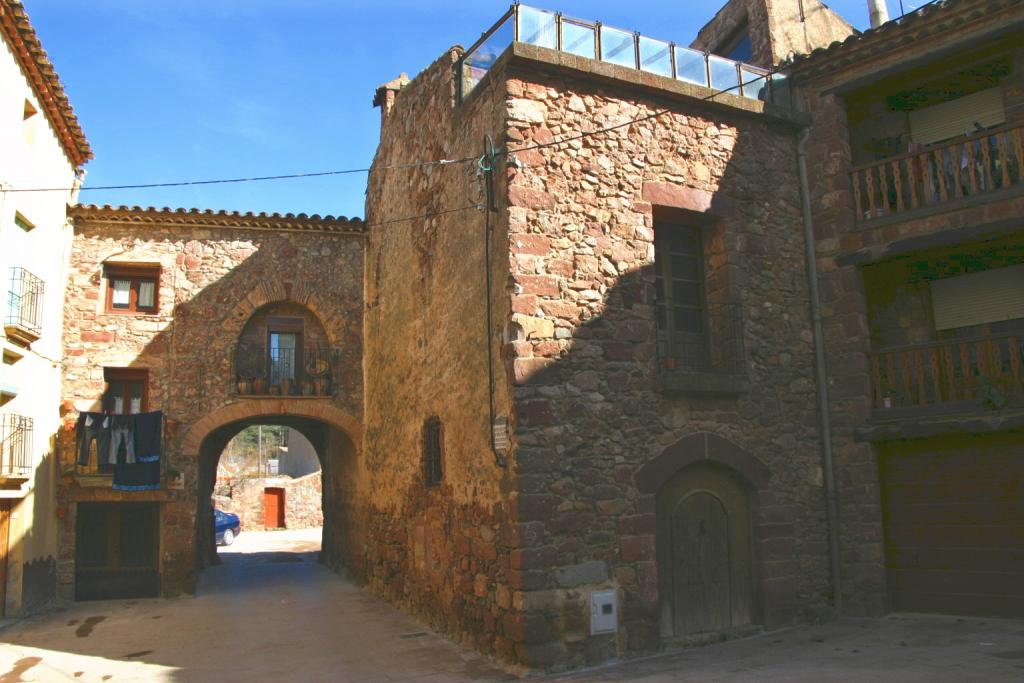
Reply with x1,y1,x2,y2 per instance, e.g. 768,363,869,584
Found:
869,333,1024,411
851,124,1024,223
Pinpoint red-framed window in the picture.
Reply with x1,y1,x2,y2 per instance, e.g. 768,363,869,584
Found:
104,264,159,314
103,368,149,415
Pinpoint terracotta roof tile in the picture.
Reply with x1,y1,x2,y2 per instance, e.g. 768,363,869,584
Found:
1,0,91,166
787,0,1023,78
71,205,366,234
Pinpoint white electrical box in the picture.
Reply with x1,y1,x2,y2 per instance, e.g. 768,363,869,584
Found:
590,590,618,635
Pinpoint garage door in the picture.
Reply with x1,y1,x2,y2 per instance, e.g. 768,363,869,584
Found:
879,433,1024,616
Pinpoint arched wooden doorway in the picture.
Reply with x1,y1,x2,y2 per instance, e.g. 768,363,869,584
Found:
657,462,754,637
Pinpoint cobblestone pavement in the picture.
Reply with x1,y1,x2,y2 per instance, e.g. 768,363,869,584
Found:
1,531,1022,682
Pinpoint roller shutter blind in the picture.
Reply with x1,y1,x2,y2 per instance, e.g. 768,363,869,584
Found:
930,264,1024,331
909,87,1006,146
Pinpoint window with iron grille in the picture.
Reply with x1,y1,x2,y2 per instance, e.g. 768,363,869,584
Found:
422,417,443,487
654,222,745,374
6,267,44,338
0,413,33,478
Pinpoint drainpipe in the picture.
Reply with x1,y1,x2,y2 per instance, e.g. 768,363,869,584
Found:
797,128,843,614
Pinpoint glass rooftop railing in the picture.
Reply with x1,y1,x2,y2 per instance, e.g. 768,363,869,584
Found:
458,4,791,108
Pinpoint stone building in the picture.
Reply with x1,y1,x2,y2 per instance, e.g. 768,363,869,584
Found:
39,0,1024,675
790,0,1024,618
0,0,90,617
59,205,363,600
364,1,858,670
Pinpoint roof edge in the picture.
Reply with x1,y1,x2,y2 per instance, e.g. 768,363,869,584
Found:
1,0,92,166
70,205,367,234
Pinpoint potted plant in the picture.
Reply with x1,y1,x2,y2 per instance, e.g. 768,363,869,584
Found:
300,380,314,396
252,375,267,395
236,373,253,395
281,377,294,396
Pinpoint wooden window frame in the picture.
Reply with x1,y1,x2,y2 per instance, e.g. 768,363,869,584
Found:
422,417,444,487
104,264,160,314
103,368,149,415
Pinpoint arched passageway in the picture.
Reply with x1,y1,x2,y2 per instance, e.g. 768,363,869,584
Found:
185,401,359,578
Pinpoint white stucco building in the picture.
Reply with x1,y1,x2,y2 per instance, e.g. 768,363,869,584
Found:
0,0,90,616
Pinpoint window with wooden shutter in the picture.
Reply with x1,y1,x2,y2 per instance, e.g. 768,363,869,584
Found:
930,264,1024,331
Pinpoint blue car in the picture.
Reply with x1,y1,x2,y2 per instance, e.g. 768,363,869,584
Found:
215,509,241,546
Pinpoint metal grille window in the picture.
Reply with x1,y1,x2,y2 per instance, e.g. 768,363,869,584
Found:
6,267,44,337
654,224,745,374
422,417,443,487
0,414,33,478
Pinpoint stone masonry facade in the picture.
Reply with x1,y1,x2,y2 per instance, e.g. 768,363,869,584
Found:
58,206,364,600
215,472,324,532
366,36,833,669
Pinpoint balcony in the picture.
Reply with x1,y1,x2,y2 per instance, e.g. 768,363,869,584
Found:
232,344,340,397
658,303,749,395
851,123,1024,225
869,332,1024,416
1,413,33,483
458,4,788,106
5,267,44,346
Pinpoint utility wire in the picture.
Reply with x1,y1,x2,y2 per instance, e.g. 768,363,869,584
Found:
4,51,895,196
0,155,478,194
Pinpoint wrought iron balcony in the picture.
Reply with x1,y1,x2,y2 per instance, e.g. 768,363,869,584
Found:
851,123,1024,224
869,332,1024,413
1,413,33,480
232,343,340,397
458,4,788,107
5,267,44,345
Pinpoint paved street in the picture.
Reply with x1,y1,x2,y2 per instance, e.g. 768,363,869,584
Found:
1,529,1022,682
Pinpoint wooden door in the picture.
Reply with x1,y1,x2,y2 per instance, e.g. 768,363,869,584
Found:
75,502,159,601
671,492,731,634
264,488,285,529
0,500,10,617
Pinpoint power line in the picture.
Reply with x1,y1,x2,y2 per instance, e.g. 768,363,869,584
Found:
0,155,478,194
3,60,814,197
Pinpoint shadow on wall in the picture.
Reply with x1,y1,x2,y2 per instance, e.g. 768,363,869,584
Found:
59,224,363,599
497,88,828,667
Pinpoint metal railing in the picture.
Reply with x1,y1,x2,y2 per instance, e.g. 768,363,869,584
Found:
458,4,788,107
851,123,1024,223
233,343,340,397
869,332,1024,410
6,267,44,338
657,303,746,374
0,414,33,479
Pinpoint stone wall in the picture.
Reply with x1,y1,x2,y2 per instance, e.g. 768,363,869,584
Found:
500,57,830,669
215,472,323,531
363,48,523,663
58,207,363,600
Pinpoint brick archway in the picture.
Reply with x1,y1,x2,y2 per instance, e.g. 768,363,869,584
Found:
222,279,351,347
181,398,361,456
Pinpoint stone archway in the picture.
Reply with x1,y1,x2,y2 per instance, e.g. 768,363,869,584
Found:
183,399,361,576
181,399,361,457
221,279,353,348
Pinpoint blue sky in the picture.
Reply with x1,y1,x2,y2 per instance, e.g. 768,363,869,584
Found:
28,0,913,218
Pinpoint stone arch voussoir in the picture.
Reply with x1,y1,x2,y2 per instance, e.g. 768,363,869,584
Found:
224,278,348,346
181,399,361,455
636,432,770,494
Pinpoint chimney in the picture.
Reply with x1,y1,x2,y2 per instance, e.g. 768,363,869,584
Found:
372,73,410,125
868,0,890,28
